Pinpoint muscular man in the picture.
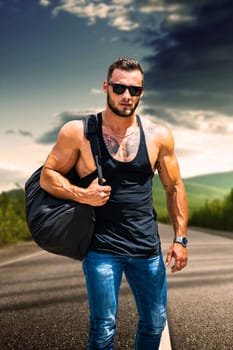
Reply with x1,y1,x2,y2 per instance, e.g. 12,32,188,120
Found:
40,57,188,350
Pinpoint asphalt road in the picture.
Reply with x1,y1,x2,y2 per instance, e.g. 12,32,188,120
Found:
0,224,232,350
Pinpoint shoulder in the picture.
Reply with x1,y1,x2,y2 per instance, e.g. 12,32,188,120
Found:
140,116,174,152
58,119,84,137
56,119,85,147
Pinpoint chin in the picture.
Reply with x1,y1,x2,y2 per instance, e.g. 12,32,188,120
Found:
117,111,134,118
116,106,135,117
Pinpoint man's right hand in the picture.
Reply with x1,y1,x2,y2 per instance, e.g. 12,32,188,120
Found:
79,178,111,206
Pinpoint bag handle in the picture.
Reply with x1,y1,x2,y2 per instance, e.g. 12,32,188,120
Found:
84,114,103,186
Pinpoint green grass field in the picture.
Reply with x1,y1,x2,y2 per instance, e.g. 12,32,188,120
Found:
152,171,232,219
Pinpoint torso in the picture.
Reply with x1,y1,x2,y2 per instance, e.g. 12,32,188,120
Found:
89,112,161,257
76,113,161,179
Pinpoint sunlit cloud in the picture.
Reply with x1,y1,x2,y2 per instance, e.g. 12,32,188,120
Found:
0,162,27,172
91,88,102,94
39,0,51,6
172,127,233,177
51,0,139,31
142,106,233,134
0,162,29,192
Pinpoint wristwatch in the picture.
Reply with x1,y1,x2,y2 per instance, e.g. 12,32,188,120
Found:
173,236,188,247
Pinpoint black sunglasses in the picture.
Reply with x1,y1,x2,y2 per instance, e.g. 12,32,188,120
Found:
108,82,143,96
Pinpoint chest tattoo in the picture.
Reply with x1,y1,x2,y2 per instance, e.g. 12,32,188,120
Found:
103,132,140,161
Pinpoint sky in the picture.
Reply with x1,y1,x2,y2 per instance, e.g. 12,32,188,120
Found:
0,0,233,192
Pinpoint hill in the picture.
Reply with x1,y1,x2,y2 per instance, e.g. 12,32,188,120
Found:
152,171,232,218
184,171,233,190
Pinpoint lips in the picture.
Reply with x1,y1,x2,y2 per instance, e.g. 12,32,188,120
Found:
120,102,132,107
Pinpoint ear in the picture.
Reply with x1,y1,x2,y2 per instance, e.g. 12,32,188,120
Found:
140,89,144,98
103,80,108,93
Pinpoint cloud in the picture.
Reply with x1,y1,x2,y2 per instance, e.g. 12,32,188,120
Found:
5,129,33,137
141,0,233,117
91,88,102,95
37,0,233,136
39,0,51,7
171,127,233,177
51,0,139,31
6,129,15,134
18,130,33,137
37,109,98,144
142,104,233,134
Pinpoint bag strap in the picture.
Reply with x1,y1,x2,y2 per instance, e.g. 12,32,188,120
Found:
84,114,103,186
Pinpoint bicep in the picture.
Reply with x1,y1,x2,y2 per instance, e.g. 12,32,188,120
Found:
156,152,182,190
44,144,79,175
155,129,182,190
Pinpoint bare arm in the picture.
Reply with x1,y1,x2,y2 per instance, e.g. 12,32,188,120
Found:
40,120,111,206
156,127,188,272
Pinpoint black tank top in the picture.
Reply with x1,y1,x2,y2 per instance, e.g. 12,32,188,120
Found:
89,113,161,257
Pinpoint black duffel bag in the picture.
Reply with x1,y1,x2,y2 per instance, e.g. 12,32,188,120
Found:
25,114,103,260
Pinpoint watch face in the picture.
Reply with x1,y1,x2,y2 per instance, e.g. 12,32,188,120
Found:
174,237,188,246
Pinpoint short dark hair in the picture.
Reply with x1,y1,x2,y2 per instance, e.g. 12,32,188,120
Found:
107,57,144,83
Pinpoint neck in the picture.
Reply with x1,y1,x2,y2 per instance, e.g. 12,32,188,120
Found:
103,109,136,127
102,110,138,138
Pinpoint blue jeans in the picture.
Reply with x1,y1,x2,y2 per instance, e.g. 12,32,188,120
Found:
82,252,167,350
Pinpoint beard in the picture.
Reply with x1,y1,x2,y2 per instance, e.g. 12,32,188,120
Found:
107,93,140,117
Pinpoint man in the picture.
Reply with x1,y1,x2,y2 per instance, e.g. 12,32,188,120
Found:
40,57,188,350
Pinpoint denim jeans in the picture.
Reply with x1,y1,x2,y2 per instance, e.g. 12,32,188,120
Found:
82,251,167,350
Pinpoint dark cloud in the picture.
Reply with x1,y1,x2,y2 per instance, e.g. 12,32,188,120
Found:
37,110,96,144
18,130,33,137
141,0,233,115
5,129,33,137
37,126,60,144
6,129,15,134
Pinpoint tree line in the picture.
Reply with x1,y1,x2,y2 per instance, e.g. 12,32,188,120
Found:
0,189,30,246
0,187,232,247
188,188,233,231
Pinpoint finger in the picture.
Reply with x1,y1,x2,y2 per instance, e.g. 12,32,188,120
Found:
165,248,173,266
181,259,188,268
172,259,187,273
99,194,109,202
171,262,180,273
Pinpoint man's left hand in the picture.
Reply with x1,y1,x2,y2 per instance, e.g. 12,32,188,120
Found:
165,243,188,273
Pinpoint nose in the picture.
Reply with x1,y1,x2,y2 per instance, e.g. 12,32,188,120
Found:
122,87,131,99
